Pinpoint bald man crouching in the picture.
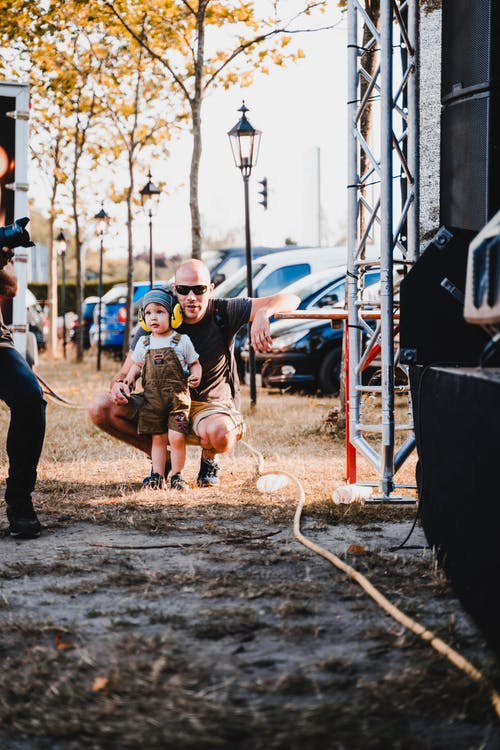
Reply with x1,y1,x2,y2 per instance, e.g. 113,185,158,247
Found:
88,259,300,487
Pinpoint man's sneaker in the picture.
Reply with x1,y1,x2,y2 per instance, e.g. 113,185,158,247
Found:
142,457,171,486
170,473,190,492
6,501,42,539
197,456,220,487
142,472,164,490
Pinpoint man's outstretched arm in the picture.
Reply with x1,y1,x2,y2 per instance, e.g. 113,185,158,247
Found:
249,292,300,352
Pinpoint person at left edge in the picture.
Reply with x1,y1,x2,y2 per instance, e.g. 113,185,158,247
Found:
0,246,46,538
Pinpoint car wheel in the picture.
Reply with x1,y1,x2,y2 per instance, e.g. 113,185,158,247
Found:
318,347,342,395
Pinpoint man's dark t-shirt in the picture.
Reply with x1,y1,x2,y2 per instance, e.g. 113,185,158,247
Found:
132,297,251,410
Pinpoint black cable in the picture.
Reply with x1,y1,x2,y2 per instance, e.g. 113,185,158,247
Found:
479,333,500,370
388,503,421,552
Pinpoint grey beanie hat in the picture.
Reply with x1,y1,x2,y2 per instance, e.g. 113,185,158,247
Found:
142,288,175,314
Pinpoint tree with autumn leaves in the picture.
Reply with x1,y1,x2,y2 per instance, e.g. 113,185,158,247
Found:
0,0,330,359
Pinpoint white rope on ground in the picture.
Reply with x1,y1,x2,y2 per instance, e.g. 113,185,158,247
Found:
239,440,500,719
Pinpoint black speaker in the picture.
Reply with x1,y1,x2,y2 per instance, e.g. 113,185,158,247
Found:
440,0,500,232
399,226,490,366
414,364,500,658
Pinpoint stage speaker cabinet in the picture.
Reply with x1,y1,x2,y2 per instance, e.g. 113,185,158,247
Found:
399,226,490,366
439,0,499,232
414,364,500,658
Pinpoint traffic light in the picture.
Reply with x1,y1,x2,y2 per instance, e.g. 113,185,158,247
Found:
258,177,268,210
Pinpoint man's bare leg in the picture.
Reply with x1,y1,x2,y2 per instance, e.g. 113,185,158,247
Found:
195,413,239,458
88,393,152,455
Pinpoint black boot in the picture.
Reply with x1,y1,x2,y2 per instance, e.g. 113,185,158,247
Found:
6,499,42,539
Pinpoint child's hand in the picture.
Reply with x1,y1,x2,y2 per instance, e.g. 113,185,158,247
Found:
187,373,201,388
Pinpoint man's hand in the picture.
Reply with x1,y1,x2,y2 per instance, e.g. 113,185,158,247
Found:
0,247,15,271
110,380,131,405
250,308,273,352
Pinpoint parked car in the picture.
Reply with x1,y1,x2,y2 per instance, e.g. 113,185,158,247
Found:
240,266,382,395
26,289,48,351
89,281,169,355
203,245,310,287
218,250,366,380
69,296,99,349
213,246,353,300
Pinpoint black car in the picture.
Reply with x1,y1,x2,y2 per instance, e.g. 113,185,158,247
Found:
240,266,381,395
254,316,345,394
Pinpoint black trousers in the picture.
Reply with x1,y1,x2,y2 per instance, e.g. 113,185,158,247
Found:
0,346,46,506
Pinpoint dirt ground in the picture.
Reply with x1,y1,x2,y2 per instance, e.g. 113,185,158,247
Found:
1,357,499,749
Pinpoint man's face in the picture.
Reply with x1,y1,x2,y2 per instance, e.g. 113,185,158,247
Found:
174,265,214,323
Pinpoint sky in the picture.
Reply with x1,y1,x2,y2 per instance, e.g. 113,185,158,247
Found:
131,3,349,259
26,2,349,260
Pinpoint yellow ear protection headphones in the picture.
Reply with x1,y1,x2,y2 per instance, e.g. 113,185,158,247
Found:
171,302,183,329
138,290,183,332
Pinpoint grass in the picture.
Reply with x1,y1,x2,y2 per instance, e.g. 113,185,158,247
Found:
0,351,418,530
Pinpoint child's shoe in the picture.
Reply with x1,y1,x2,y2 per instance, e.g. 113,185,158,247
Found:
170,473,189,492
142,472,164,490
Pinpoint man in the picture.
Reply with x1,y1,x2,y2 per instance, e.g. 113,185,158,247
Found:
88,258,300,485
0,247,46,538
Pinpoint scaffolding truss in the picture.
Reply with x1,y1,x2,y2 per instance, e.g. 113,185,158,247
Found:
347,0,419,499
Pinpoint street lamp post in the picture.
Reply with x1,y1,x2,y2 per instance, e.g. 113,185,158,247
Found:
93,204,109,371
139,171,161,289
56,229,67,359
228,102,262,407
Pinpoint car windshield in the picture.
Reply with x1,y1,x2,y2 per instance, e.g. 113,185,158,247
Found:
102,285,127,305
202,250,225,272
283,269,346,301
215,262,266,298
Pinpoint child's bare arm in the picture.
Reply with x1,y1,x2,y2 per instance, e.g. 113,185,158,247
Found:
187,359,202,388
123,363,142,393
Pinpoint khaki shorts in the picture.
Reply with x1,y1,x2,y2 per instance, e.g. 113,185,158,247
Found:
126,395,246,445
186,400,246,445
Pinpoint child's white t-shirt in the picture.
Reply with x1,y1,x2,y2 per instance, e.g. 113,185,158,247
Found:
132,332,199,373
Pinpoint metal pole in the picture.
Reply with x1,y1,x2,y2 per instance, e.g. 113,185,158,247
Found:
149,210,154,289
243,174,256,407
347,0,361,468
61,251,67,359
317,146,322,247
407,0,420,263
97,234,103,371
379,0,395,498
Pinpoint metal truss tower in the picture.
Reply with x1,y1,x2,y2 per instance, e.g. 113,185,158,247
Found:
346,0,419,499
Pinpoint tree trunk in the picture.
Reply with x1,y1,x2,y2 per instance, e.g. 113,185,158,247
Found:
125,150,134,358
189,2,207,259
72,144,84,364
47,220,58,358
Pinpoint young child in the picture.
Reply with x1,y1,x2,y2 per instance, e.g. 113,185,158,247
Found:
122,288,201,491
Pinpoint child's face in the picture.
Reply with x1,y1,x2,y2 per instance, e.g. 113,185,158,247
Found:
144,302,171,334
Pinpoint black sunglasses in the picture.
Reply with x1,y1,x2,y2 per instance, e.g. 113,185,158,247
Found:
175,284,208,296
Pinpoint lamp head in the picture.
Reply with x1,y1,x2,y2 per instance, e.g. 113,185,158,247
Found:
228,101,261,177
